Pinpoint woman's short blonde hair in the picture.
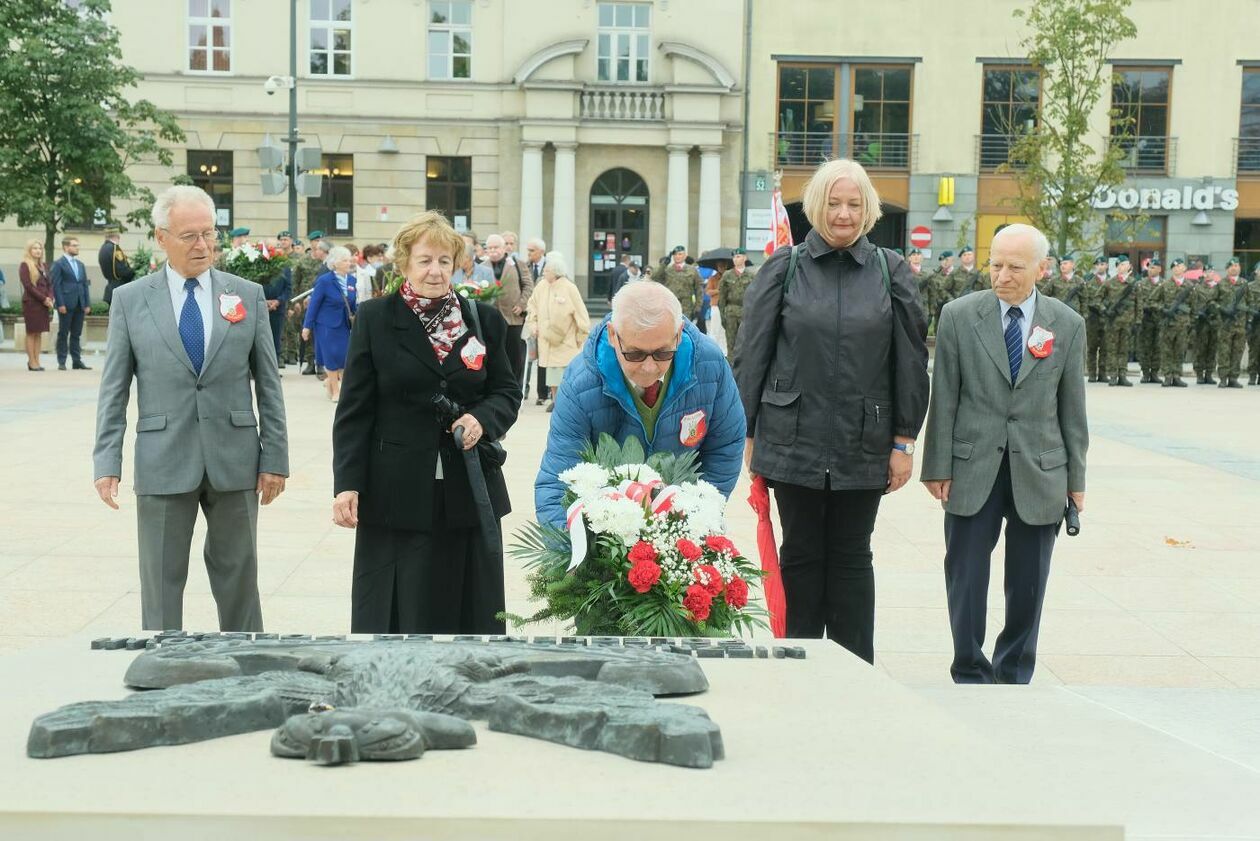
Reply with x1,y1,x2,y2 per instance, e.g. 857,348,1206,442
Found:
800,159,883,240
391,211,465,274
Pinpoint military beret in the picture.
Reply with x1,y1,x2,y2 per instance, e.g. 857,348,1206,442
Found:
277,230,292,238
908,248,922,256
1253,261,1260,274
959,245,974,255
1060,252,1075,261
1226,256,1240,266
733,247,746,255
1094,255,1107,264
939,250,954,259
228,227,250,237
671,245,686,254
1169,257,1186,267
308,230,325,240
893,247,904,256
1147,257,1162,267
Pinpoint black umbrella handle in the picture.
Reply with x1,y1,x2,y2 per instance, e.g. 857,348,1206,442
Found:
452,426,502,559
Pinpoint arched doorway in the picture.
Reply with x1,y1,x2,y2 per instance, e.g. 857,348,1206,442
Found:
589,168,649,297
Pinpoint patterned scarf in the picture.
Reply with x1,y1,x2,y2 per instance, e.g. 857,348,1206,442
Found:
400,281,467,362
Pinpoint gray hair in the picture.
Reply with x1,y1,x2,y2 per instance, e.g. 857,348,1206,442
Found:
526,236,546,251
485,233,505,248
611,278,683,332
992,223,1050,263
543,250,569,279
151,185,216,230
312,239,331,257
324,245,352,269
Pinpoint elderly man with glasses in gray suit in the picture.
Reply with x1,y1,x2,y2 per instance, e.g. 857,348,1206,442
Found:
93,185,289,632
920,223,1089,685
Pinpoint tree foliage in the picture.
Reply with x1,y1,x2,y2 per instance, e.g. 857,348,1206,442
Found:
0,0,184,254
1004,0,1138,255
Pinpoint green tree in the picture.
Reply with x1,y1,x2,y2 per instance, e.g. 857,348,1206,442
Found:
0,0,184,256
1003,0,1138,256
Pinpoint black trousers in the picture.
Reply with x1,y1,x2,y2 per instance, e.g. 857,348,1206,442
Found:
56,307,85,364
943,456,1056,685
267,308,284,360
773,479,883,663
506,324,526,396
536,366,549,400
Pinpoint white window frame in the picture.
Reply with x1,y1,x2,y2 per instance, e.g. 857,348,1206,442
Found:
596,2,650,84
309,0,354,78
428,1,473,81
187,0,232,75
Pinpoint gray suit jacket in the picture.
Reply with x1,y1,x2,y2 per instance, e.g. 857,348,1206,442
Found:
93,268,289,495
921,289,1088,526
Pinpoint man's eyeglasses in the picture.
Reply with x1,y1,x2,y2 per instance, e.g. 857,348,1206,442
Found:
616,334,676,363
163,229,218,247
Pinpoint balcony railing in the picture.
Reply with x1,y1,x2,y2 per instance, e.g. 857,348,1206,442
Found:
1236,137,1260,174
579,86,665,121
976,134,1033,172
1110,135,1176,175
771,132,916,171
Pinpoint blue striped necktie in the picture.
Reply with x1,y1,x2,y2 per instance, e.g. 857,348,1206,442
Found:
1005,306,1024,385
179,278,204,374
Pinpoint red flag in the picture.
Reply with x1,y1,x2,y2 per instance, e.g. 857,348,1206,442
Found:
748,475,787,637
764,189,794,257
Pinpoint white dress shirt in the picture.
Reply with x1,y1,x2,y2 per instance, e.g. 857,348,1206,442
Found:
166,263,213,355
999,288,1037,350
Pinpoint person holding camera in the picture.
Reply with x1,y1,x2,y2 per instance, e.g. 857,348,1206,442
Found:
330,211,520,634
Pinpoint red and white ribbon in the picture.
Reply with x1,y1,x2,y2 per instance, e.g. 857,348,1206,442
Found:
565,499,587,572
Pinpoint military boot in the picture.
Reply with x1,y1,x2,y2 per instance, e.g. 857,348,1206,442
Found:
1172,375,1188,387
1162,375,1175,387
1228,377,1244,389
1116,375,1133,387
1205,374,1217,384
1250,373,1258,385
1141,371,1156,383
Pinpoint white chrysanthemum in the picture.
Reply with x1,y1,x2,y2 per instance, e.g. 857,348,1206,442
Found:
611,463,661,485
559,463,612,500
237,243,260,263
581,493,647,544
669,480,726,537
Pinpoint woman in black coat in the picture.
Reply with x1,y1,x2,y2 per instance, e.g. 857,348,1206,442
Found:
733,159,930,663
331,211,520,634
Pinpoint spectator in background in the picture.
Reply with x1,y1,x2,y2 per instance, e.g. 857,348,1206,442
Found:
452,241,494,288
503,231,521,261
19,239,54,371
525,252,590,412
50,235,92,371
302,245,358,401
485,233,533,398
359,243,388,297
607,253,633,302
525,237,547,282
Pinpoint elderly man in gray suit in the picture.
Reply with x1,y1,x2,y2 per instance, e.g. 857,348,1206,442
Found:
921,223,1088,685
93,185,289,632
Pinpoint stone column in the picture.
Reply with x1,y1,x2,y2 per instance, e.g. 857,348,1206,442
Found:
697,145,723,254
551,142,577,268
519,141,544,244
665,144,691,253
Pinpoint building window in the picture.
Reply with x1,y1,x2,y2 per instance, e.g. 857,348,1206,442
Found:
310,0,352,77
597,2,650,83
1111,68,1171,173
775,64,837,167
852,66,913,169
979,66,1040,170
428,1,472,80
426,157,472,232
188,0,231,73
1106,214,1166,272
307,155,354,237
1239,70,1260,173
188,150,234,230
1236,219,1260,276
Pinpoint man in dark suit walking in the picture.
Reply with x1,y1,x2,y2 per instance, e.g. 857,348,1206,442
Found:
50,235,93,370
920,223,1089,685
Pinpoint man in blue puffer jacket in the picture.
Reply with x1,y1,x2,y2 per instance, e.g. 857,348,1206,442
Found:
535,280,746,528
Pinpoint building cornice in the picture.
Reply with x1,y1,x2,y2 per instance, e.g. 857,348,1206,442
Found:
513,39,590,85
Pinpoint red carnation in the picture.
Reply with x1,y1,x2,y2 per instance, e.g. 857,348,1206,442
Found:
704,535,736,554
675,538,703,562
693,564,724,597
627,558,661,594
683,584,712,622
725,576,749,609
628,541,657,564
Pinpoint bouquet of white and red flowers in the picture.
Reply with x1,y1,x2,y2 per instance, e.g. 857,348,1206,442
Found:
507,435,765,637
454,277,503,303
222,241,290,284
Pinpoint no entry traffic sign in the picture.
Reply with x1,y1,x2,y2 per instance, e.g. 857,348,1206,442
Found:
909,226,932,249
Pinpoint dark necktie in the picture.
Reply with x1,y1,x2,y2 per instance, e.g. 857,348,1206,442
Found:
179,278,205,374
642,380,661,408
1005,307,1024,385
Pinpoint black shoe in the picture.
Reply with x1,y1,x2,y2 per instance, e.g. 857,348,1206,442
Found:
1088,375,1101,383
1161,376,1174,387
535,398,545,406
302,363,316,375
1205,375,1217,385
1250,374,1258,385
1116,377,1132,387
27,364,44,372
1108,378,1118,387
72,361,91,370
278,360,287,369
58,363,67,371
1172,377,1188,387
1228,378,1244,389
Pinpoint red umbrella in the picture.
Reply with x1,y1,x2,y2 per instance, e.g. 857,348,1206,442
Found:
747,475,787,637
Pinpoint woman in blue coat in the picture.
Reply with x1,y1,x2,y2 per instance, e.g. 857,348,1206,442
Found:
302,245,358,400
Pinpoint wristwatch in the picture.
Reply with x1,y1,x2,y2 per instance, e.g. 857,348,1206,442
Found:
892,442,916,455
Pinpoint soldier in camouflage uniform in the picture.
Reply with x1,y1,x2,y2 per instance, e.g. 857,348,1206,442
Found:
1134,257,1164,383
926,250,956,331
948,245,988,301
1190,265,1220,384
1101,256,1138,386
717,248,755,360
1249,262,1260,385
286,240,329,371
1046,254,1086,316
1213,257,1249,388
907,248,928,309
655,245,703,324
1083,255,1110,382
1151,258,1192,387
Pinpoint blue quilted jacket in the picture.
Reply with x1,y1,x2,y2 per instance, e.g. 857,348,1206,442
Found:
534,316,747,528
